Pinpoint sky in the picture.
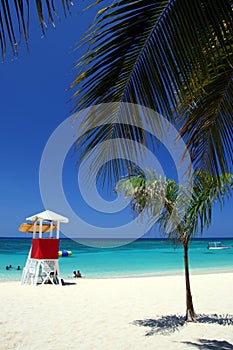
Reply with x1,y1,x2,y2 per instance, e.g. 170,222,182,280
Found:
0,2,232,239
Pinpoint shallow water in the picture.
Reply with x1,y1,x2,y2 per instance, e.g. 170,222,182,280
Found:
0,238,232,281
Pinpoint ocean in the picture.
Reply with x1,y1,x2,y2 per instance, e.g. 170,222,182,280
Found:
0,238,232,282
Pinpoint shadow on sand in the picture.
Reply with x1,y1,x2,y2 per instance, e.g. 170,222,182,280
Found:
132,314,233,336
182,339,233,349
61,279,76,286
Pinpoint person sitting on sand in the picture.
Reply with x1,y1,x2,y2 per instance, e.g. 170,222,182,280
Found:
73,270,77,278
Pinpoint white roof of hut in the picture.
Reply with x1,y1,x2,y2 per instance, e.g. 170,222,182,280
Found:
26,210,69,223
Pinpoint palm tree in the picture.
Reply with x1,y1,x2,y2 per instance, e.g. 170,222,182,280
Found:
116,169,233,321
70,0,232,182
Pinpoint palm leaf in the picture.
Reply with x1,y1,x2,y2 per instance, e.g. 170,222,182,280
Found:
0,0,73,60
188,171,233,233
117,169,233,240
71,0,233,180
179,65,233,176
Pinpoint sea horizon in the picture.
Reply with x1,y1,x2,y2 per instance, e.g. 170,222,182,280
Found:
1,236,233,240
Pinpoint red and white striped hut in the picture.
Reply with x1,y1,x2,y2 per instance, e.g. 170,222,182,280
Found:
19,210,69,286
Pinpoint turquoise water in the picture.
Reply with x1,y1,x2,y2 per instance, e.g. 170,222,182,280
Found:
0,238,233,282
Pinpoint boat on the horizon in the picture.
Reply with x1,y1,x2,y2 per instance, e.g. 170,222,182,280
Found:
207,241,231,250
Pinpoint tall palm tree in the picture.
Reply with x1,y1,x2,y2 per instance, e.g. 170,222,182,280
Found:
116,169,233,321
70,0,232,182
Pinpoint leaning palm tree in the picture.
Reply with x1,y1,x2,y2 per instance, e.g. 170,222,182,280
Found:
116,169,233,321
70,0,232,183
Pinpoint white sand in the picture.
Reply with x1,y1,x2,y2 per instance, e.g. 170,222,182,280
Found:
0,272,233,350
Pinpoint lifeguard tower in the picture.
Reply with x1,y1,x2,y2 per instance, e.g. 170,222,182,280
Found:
19,210,69,286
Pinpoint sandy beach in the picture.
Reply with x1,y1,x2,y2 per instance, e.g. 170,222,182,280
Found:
0,272,233,350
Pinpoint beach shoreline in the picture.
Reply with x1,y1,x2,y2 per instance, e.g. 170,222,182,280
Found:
1,238,233,283
1,272,233,350
1,264,233,284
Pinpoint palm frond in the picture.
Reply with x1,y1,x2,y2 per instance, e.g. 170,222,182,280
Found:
116,169,233,239
72,0,233,110
74,102,168,189
71,0,233,180
179,51,233,176
0,0,73,60
187,171,233,234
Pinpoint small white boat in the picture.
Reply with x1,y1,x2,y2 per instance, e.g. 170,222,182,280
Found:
207,242,231,250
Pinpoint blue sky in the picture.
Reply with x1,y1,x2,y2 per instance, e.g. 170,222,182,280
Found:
0,2,232,239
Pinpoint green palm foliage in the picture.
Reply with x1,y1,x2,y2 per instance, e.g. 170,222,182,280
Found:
0,0,72,60
2,1,232,181
116,169,233,321
117,169,232,239
71,0,233,178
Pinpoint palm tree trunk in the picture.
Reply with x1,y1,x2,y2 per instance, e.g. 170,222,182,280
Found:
183,237,196,322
